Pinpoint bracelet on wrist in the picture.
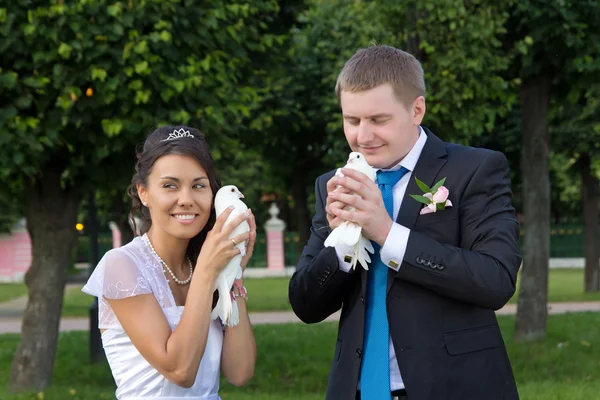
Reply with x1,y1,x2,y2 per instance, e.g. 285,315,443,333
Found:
230,280,248,302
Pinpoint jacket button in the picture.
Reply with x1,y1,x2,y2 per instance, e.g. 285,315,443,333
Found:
416,257,423,264
438,264,445,270
355,348,362,358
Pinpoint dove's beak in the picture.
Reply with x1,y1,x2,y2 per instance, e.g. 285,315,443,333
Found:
239,193,245,198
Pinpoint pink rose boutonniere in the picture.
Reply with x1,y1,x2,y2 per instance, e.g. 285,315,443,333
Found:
410,177,453,215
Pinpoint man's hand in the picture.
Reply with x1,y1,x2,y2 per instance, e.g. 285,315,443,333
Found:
325,175,352,229
327,168,393,246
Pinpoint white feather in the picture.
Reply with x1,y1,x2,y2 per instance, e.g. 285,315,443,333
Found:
324,152,376,270
212,185,249,327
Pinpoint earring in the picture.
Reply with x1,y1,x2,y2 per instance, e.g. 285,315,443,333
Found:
142,202,148,207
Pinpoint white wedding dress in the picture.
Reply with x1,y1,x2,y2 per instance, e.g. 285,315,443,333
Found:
82,234,224,400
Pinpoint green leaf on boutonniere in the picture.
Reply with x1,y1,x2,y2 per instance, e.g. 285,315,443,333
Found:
431,177,447,193
436,202,446,211
410,194,432,205
415,177,431,193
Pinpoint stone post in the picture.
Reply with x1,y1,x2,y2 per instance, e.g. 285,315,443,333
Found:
264,203,286,270
109,221,122,248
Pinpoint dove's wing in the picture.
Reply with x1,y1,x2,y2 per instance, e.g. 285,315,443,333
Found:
212,193,249,326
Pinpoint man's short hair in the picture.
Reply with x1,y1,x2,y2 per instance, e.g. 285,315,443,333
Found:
335,45,426,107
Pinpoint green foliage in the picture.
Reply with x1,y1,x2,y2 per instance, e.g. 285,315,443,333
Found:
249,0,523,193
0,192,21,234
509,0,600,218
510,0,600,158
375,0,519,141
246,0,386,194
509,0,600,78
0,0,281,193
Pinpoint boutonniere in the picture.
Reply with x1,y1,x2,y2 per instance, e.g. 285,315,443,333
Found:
410,177,453,215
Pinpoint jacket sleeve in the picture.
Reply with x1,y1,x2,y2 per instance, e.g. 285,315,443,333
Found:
397,151,522,310
288,173,360,323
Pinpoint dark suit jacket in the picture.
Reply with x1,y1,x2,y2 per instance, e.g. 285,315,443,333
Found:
288,128,521,400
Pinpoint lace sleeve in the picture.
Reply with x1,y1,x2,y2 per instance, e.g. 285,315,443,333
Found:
81,248,152,300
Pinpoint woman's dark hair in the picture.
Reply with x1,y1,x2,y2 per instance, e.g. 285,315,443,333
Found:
127,125,221,264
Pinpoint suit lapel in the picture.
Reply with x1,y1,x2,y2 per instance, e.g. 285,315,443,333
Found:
386,128,448,293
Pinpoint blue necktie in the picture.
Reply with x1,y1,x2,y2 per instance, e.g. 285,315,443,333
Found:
361,167,409,400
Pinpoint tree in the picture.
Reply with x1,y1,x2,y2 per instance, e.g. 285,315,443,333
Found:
510,0,600,341
246,0,387,245
0,0,279,391
376,0,519,142
552,82,600,291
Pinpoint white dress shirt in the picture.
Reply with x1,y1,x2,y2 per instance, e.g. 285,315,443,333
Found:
334,126,428,390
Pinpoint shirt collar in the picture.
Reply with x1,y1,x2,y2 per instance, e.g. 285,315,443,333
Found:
379,126,428,173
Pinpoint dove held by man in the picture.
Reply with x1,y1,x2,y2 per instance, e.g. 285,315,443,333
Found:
212,185,249,327
324,152,376,270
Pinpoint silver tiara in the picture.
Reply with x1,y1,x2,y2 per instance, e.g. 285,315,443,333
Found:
161,128,194,142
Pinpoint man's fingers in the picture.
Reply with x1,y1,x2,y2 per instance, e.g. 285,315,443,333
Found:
330,176,370,199
327,177,339,193
330,207,359,224
328,191,361,210
340,168,370,184
328,176,354,193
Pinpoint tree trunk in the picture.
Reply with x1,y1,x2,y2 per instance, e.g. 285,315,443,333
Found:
114,196,135,244
514,76,551,342
291,166,310,257
9,171,80,392
581,152,600,292
405,13,424,61
118,219,134,244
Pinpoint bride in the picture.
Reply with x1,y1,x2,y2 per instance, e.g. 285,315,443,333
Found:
82,125,257,400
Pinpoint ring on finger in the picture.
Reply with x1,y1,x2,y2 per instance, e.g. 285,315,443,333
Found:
231,238,237,247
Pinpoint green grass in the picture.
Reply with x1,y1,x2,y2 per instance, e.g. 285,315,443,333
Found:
3,269,600,318
64,269,600,316
60,277,293,317
0,284,27,303
244,278,292,312
508,268,600,304
2,313,600,399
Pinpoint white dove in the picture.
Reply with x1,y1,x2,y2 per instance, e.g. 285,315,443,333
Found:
212,185,249,327
324,152,377,270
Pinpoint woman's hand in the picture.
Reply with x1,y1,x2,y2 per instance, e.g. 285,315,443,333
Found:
195,207,250,278
240,209,257,271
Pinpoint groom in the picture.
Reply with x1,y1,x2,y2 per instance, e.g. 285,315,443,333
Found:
288,45,521,400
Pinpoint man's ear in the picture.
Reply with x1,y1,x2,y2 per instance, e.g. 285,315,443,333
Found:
412,96,426,126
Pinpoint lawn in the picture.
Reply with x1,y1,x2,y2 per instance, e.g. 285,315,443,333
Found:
1,312,600,399
2,269,600,318
0,284,27,303
59,277,293,317
508,268,600,304
59,268,600,317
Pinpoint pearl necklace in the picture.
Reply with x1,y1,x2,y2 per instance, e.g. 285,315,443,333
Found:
143,234,193,286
